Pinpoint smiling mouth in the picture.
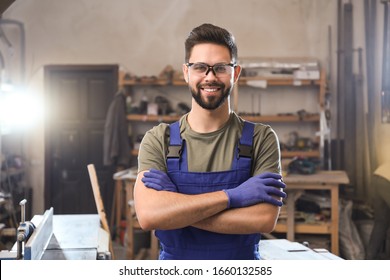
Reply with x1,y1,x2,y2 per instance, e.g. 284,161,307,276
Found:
202,87,220,93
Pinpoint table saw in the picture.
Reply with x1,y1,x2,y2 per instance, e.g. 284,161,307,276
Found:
0,207,110,260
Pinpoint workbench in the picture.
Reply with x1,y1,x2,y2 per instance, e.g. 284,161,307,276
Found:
114,169,349,258
276,170,349,256
114,169,159,259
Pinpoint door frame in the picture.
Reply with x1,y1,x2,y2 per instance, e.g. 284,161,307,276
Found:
43,64,118,210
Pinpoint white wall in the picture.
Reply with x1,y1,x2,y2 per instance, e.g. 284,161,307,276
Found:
1,0,388,214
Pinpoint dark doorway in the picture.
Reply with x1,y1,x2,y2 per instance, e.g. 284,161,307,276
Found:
44,65,118,217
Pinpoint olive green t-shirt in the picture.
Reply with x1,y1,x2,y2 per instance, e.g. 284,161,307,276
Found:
137,112,281,176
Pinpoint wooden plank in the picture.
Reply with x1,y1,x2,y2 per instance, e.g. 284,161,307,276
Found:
87,164,115,259
274,222,332,234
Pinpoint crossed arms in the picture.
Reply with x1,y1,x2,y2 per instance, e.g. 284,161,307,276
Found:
134,170,286,235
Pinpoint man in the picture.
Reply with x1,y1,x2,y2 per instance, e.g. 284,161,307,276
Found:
134,23,286,260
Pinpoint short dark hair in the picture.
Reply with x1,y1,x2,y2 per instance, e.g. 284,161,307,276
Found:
184,23,238,63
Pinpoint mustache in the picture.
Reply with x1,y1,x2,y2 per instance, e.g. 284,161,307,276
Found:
197,82,224,88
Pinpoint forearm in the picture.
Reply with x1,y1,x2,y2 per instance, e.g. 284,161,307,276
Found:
192,203,281,234
134,171,229,231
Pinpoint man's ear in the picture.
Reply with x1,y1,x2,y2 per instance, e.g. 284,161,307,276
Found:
233,65,242,84
182,64,189,83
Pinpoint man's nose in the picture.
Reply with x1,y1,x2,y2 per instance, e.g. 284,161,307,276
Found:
205,66,217,77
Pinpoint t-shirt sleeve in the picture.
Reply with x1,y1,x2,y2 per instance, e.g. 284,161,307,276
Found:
137,124,169,173
252,124,281,176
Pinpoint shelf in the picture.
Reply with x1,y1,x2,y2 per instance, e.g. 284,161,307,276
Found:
119,75,321,88
274,221,332,234
0,168,25,182
131,149,319,158
239,76,322,86
127,114,181,122
240,114,320,123
233,69,327,110
0,227,16,237
281,150,320,158
119,71,170,86
172,79,187,86
127,114,320,123
119,71,322,88
119,70,187,87
121,79,187,86
122,79,170,86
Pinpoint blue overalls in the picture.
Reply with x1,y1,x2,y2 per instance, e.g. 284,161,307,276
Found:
155,120,261,260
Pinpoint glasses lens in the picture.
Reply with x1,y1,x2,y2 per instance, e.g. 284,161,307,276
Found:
192,63,208,74
213,64,230,74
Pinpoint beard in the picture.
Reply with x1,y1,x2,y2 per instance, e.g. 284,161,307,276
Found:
190,82,231,110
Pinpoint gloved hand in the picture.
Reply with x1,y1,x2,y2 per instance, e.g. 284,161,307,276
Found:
223,172,286,208
141,169,178,192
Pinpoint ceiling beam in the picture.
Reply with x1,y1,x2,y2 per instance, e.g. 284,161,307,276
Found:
0,0,16,17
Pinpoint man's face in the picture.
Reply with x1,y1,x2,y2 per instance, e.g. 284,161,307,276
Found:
183,43,240,110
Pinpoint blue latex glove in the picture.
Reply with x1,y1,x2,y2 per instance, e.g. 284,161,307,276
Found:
223,172,286,208
141,169,178,192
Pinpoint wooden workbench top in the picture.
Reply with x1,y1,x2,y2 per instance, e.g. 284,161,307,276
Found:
284,170,350,185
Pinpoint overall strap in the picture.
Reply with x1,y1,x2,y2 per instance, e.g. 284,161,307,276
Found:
231,121,255,170
167,121,185,171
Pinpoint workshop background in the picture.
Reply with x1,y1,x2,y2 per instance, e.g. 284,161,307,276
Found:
0,0,389,260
